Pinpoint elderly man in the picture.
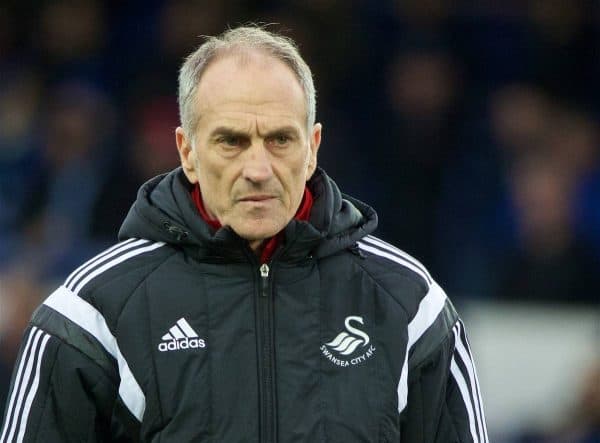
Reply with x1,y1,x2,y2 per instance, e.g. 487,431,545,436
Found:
1,27,487,443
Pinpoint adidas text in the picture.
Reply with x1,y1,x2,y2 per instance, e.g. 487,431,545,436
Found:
158,337,206,352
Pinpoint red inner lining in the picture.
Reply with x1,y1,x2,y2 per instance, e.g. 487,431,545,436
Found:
190,184,313,263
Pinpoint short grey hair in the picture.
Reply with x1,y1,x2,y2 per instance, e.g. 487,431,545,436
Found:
178,26,316,136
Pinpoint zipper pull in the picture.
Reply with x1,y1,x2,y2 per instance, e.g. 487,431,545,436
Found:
260,263,270,278
259,263,270,297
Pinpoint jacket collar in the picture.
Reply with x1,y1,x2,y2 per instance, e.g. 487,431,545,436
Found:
118,167,378,263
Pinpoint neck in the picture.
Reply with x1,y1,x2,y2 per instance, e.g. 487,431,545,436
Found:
191,183,314,263
249,239,264,253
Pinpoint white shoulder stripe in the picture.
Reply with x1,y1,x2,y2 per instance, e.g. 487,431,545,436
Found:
1,328,51,443
1,328,40,443
397,281,447,413
453,322,489,442
363,236,432,283
65,238,139,288
43,286,146,422
71,241,165,295
66,239,152,291
16,333,51,443
467,333,489,441
357,241,432,286
451,356,480,443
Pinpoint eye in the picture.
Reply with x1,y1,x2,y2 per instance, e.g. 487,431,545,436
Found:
275,134,289,144
268,133,291,147
217,135,242,148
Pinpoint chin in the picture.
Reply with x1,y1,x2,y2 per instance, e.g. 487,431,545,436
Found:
232,221,285,242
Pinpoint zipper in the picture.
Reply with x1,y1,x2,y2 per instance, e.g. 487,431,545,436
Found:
260,264,270,296
257,263,277,442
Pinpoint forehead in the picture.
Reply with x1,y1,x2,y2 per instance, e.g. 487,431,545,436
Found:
194,51,307,130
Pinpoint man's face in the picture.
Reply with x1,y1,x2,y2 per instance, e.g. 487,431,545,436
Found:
176,51,321,247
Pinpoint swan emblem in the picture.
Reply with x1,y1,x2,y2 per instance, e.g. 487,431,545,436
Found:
325,316,370,356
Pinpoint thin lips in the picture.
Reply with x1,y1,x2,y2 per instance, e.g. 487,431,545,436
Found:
239,195,276,202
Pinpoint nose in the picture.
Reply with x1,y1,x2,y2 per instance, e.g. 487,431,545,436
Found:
242,142,273,183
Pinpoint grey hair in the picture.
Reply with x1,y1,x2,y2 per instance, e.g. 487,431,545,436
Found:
178,26,316,137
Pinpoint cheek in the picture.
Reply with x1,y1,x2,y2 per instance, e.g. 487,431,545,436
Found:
293,146,312,172
195,153,225,194
284,160,311,201
280,159,303,185
195,148,222,180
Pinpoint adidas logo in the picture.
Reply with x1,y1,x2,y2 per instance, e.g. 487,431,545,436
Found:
158,318,206,352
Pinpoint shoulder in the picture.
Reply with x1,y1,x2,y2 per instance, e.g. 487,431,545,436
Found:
63,238,171,297
355,235,433,301
42,238,175,330
30,238,176,421
353,235,458,362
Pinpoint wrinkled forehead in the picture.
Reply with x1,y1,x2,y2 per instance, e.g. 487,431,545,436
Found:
193,51,307,131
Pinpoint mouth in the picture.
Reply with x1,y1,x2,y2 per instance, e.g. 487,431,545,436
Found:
238,195,277,203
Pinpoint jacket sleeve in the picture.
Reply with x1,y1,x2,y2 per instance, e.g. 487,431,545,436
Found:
1,287,143,443
0,325,120,443
400,319,489,443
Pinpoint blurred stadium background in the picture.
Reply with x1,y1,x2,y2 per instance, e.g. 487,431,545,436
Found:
0,1,598,441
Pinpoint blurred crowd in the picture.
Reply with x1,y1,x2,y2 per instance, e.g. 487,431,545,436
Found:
0,1,598,441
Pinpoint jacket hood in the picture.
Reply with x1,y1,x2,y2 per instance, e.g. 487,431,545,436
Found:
118,167,378,261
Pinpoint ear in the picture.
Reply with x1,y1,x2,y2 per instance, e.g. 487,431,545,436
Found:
176,127,199,183
306,123,322,181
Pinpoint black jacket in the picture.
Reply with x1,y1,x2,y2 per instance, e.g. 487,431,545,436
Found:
1,168,488,443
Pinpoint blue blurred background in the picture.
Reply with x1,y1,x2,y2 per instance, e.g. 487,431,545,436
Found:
0,1,598,442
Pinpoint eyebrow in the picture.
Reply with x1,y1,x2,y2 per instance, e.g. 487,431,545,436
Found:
208,125,301,139
260,126,301,138
209,127,250,139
